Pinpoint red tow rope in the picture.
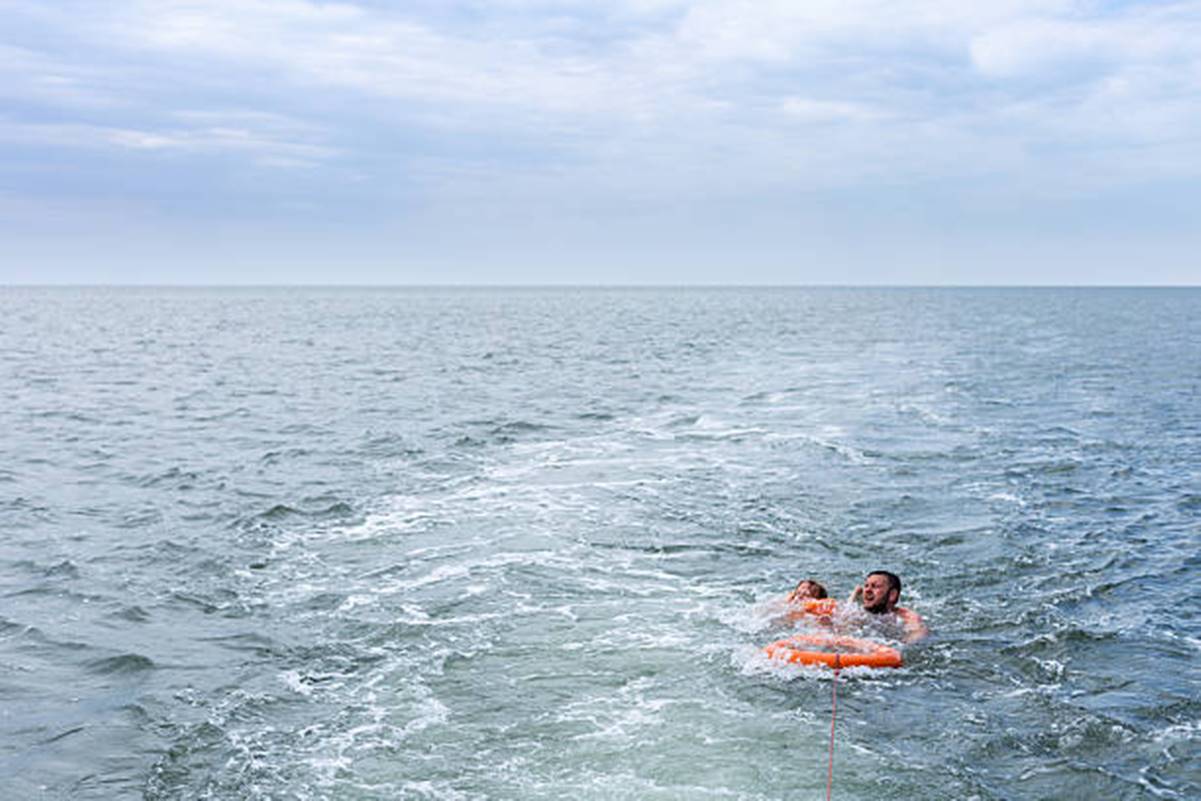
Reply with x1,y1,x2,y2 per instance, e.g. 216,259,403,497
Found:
826,667,841,801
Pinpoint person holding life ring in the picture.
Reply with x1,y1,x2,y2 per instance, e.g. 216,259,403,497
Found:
763,571,924,669
846,570,927,643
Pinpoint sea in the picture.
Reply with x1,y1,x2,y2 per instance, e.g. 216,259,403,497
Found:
1,286,1198,800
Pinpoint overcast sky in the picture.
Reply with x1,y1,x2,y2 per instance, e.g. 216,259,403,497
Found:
2,0,1199,284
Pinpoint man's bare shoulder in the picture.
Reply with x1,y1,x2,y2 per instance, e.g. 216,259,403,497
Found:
895,606,928,641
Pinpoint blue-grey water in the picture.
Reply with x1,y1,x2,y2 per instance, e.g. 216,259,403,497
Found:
1,287,1198,800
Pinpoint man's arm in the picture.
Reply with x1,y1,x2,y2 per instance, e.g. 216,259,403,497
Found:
897,607,928,643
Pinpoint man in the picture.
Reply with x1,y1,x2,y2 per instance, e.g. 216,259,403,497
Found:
847,570,928,642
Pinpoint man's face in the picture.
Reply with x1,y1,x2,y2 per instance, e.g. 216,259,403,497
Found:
861,573,895,613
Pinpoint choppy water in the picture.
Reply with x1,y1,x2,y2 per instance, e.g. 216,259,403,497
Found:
1,287,1198,800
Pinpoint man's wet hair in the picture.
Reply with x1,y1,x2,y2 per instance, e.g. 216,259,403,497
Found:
867,570,901,598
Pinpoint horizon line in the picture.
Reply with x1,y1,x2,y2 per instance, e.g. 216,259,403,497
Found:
2,282,1199,290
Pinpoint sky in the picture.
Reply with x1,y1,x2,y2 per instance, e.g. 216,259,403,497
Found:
2,0,1199,285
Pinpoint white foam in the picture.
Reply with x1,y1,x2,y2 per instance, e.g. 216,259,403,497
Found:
721,597,789,633
398,780,470,800
1153,719,1201,743
280,669,313,697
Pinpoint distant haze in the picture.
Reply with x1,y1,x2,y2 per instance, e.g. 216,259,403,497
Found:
2,1,1200,285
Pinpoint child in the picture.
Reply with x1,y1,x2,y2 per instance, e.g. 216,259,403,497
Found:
782,579,837,621
786,579,828,603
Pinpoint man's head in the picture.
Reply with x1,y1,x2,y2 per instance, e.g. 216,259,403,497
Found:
861,571,901,614
792,579,828,600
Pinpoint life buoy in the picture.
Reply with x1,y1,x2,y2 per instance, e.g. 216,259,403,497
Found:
763,633,903,669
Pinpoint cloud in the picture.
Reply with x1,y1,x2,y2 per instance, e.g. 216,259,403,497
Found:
10,2,1198,134
0,114,338,167
0,44,130,108
109,124,337,167
670,0,1079,63
3,0,1201,251
93,0,650,119
779,97,886,123
969,10,1201,79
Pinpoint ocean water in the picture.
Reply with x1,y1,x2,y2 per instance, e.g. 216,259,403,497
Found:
1,286,1198,800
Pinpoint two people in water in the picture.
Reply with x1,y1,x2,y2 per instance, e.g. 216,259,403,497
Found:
785,570,928,643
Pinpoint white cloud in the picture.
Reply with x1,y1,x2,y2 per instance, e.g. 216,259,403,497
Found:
0,116,338,167
0,44,128,108
779,97,885,123
3,0,1201,203
110,125,335,164
966,12,1201,79
670,0,1080,63
98,0,645,119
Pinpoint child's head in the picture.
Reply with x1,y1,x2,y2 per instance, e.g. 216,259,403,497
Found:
792,579,828,600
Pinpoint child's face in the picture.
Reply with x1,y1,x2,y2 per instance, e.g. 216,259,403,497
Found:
794,581,821,599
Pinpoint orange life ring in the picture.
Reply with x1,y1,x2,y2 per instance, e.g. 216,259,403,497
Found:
763,633,903,669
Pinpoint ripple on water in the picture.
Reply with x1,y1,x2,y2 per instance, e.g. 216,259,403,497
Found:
3,287,1200,799
85,653,157,676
